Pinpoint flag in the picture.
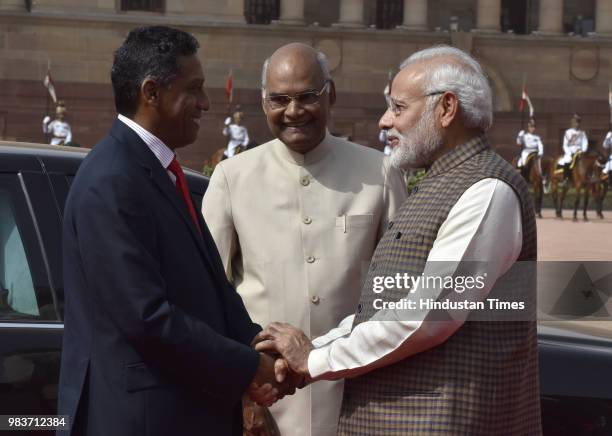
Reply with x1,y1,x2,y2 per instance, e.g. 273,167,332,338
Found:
224,69,233,105
43,67,57,104
519,84,534,118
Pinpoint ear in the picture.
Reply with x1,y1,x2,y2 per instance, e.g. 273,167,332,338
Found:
328,80,337,106
439,92,459,128
141,77,160,108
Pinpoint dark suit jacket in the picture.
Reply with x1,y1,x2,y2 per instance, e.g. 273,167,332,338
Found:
58,120,261,436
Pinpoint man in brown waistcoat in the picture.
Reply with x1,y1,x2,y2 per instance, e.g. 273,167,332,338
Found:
254,45,542,435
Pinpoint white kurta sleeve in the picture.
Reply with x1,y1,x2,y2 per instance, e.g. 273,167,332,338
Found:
307,178,523,381
202,163,239,281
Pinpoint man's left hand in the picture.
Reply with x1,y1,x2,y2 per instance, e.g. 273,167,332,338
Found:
253,322,314,379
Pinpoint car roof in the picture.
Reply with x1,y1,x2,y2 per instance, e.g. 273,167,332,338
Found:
0,141,89,155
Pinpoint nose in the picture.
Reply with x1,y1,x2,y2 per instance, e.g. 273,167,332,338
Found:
198,90,210,112
379,109,393,130
284,98,303,118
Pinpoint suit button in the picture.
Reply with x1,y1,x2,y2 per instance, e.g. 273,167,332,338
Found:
300,177,310,186
311,295,320,305
303,216,312,224
306,256,315,263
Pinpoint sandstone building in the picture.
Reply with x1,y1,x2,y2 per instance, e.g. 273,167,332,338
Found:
1,0,611,170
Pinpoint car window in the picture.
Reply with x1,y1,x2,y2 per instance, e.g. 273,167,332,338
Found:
0,189,39,318
0,174,57,321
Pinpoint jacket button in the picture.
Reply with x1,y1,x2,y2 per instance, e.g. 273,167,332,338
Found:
311,295,320,305
306,256,315,263
300,177,310,186
303,216,312,224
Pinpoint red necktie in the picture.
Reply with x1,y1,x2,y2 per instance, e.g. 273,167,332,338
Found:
168,157,201,234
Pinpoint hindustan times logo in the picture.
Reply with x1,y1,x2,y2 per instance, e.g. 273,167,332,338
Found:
372,273,487,294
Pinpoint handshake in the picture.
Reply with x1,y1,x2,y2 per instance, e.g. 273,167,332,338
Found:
247,322,315,407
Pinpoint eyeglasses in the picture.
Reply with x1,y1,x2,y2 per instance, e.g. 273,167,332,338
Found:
385,90,446,116
264,81,330,109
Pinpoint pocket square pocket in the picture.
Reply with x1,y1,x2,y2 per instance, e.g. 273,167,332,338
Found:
124,362,166,392
335,214,374,230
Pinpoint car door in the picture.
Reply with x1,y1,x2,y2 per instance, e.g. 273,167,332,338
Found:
0,161,64,427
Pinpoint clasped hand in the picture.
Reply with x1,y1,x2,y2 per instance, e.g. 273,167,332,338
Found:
247,322,314,407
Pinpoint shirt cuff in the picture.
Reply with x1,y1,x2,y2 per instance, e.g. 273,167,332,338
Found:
307,346,332,379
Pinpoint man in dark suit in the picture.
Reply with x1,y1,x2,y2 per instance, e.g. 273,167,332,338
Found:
58,26,287,436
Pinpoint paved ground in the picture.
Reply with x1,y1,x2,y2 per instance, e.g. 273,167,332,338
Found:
538,208,612,261
537,208,612,337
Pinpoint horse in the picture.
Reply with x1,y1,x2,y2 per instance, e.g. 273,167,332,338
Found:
512,153,549,218
549,151,605,221
203,141,259,170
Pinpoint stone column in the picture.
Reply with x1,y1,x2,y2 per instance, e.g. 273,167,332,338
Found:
333,0,365,27
397,0,428,31
0,0,26,11
475,0,501,32
596,0,612,35
275,0,306,25
538,0,563,34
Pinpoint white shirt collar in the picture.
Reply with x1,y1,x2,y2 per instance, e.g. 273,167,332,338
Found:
117,114,175,170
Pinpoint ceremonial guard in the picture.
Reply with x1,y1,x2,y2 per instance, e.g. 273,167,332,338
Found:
557,114,588,182
42,102,72,146
223,109,249,158
602,130,612,185
516,118,544,176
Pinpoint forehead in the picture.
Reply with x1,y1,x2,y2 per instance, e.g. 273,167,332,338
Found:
390,63,426,98
266,56,324,92
174,55,204,81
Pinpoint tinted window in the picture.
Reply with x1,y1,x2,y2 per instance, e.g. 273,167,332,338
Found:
0,175,55,321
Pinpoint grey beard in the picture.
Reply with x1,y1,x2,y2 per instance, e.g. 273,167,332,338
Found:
389,105,444,170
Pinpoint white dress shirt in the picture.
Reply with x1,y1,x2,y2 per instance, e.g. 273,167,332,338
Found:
117,114,176,184
308,177,523,380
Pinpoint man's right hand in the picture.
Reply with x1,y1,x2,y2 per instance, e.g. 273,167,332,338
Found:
248,353,299,407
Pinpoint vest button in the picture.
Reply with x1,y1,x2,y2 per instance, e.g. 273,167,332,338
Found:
303,216,312,224
310,295,320,305
300,177,310,186
395,231,402,240
412,186,419,194
357,303,363,313
306,256,315,263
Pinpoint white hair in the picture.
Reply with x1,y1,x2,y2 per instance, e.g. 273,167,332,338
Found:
261,50,332,95
399,45,493,131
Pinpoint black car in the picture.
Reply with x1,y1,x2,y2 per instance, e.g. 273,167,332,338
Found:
1,142,611,435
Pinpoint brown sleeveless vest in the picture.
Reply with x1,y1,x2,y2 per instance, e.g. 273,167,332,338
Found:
337,136,541,435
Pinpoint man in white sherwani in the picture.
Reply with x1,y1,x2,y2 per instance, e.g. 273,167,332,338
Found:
202,43,406,436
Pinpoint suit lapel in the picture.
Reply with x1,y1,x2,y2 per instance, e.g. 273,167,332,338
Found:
108,120,219,274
